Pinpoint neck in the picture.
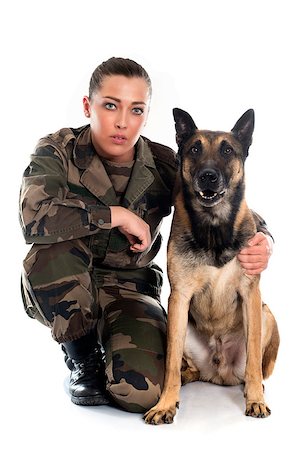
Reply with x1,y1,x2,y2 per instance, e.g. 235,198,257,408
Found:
183,182,245,253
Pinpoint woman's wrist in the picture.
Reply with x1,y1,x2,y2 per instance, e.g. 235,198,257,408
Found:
110,206,121,228
110,206,128,228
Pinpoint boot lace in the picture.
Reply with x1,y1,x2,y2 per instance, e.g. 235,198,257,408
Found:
72,347,104,381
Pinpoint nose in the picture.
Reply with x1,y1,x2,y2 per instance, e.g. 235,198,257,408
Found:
115,110,128,129
199,168,218,184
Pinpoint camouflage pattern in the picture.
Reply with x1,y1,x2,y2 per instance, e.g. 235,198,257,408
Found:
21,237,166,412
251,210,274,241
19,125,176,262
96,271,166,413
21,239,98,340
20,125,175,412
19,124,272,412
102,158,134,202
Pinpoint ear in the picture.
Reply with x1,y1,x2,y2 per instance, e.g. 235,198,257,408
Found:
231,109,255,157
173,108,198,146
83,96,91,118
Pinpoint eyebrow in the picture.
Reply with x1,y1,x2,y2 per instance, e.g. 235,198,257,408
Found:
103,96,147,105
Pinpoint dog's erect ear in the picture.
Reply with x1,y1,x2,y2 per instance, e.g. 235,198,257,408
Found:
173,108,198,147
231,109,255,158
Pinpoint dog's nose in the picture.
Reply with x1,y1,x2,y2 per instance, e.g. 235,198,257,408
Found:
199,169,218,184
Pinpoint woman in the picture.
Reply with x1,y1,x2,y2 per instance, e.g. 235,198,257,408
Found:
19,57,272,413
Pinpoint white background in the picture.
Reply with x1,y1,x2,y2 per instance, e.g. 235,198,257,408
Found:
1,0,307,448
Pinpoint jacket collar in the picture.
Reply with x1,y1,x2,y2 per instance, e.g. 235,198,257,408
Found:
72,125,156,207
73,126,96,169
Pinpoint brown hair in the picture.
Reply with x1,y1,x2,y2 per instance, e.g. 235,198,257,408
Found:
89,57,152,99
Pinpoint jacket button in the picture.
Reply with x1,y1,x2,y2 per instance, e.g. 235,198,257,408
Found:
98,219,104,225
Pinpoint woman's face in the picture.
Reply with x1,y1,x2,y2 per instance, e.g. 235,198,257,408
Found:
83,75,150,162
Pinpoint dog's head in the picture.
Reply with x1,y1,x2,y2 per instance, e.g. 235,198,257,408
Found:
173,108,254,209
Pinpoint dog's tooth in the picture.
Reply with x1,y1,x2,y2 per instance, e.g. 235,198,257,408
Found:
198,191,221,200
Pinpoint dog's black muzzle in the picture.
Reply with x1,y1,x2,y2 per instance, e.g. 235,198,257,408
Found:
193,167,226,207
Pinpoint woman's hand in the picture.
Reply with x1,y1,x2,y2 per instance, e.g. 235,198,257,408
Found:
237,232,273,275
110,206,151,253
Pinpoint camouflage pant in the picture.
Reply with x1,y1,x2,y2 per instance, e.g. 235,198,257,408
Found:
21,239,166,413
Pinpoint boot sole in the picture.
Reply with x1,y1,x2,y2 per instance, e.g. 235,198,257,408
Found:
71,394,110,406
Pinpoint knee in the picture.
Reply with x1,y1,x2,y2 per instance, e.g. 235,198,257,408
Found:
21,240,97,342
106,351,165,413
107,377,163,413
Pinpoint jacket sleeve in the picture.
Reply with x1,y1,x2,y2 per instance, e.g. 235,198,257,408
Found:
251,210,274,242
19,143,111,244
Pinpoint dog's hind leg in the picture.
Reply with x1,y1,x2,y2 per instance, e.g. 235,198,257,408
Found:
262,304,280,379
242,277,271,418
181,356,200,385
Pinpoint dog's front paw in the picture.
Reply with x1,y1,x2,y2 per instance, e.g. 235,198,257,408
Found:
143,401,179,425
245,401,271,418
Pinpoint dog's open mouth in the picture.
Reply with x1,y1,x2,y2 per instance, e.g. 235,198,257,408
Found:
196,189,225,206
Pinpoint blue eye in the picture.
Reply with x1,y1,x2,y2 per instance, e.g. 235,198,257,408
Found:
105,103,116,110
132,107,144,115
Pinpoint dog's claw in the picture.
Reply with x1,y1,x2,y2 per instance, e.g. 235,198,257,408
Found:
144,404,178,425
245,402,271,418
164,415,174,424
144,412,175,425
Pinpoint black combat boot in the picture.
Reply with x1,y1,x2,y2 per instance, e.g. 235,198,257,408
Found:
62,330,109,406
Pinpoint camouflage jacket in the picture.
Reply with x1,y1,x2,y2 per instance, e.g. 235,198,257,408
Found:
20,125,272,271
19,125,178,269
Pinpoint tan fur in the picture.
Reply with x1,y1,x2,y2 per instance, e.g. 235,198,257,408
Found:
144,113,279,425
144,209,279,424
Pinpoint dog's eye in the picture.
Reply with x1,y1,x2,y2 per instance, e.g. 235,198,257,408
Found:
190,147,200,155
223,146,233,155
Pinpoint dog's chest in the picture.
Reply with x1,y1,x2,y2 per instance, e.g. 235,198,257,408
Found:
189,258,247,335
179,229,239,267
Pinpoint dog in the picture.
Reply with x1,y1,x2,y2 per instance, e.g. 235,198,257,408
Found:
144,108,279,424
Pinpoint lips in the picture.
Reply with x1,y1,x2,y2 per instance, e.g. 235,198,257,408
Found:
196,189,225,206
111,134,127,144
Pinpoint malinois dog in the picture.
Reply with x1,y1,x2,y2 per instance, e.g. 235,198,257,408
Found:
144,108,279,424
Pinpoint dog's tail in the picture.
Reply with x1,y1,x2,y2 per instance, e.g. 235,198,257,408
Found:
262,304,280,379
